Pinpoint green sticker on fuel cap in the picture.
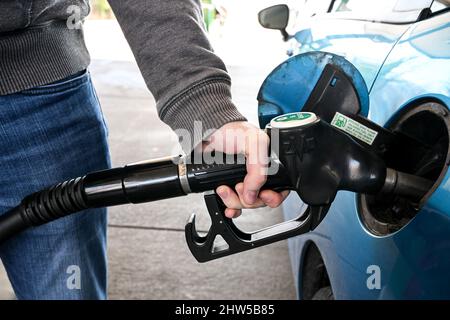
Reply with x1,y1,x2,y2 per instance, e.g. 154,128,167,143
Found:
274,113,311,122
331,112,378,145
271,112,318,128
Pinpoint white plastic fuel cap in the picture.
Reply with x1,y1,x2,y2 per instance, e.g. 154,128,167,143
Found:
270,112,318,129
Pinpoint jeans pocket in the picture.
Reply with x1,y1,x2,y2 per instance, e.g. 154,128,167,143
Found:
21,70,89,95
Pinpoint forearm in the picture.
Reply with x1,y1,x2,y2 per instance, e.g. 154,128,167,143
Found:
107,0,246,150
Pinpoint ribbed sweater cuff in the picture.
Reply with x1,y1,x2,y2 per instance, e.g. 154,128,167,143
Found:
160,79,247,153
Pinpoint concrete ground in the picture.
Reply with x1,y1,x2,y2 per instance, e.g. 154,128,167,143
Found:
0,14,296,299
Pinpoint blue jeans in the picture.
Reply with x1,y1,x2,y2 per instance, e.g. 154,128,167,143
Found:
0,71,110,299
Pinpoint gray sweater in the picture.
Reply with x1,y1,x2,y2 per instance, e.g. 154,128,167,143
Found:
0,0,246,149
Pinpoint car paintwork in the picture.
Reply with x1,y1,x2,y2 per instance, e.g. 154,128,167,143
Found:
290,18,410,90
264,10,450,299
257,51,370,128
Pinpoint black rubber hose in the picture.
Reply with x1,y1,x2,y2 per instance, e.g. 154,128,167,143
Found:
0,177,88,244
0,206,28,245
0,155,247,245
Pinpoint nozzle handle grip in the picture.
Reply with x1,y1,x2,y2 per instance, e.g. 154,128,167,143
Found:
186,153,291,194
186,159,247,193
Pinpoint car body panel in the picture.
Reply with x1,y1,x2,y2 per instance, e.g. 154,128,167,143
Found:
257,51,370,128
290,18,410,90
277,11,450,299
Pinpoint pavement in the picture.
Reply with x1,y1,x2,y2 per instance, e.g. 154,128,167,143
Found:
0,16,296,300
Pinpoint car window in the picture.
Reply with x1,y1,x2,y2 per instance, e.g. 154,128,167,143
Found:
328,0,434,23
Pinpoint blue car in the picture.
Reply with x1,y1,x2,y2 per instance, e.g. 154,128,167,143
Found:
257,0,450,299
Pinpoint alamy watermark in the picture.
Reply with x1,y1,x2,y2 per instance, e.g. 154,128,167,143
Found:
366,265,381,290
66,265,81,290
66,5,83,30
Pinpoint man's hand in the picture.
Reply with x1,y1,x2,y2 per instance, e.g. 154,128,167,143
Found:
203,121,289,218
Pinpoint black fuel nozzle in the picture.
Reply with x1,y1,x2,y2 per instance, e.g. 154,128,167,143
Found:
269,112,387,206
269,112,433,205
0,112,432,262
185,112,432,262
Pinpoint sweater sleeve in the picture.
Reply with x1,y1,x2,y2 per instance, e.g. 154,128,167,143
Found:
107,0,247,151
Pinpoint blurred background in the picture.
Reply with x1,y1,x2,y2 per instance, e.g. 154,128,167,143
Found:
0,0,303,299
